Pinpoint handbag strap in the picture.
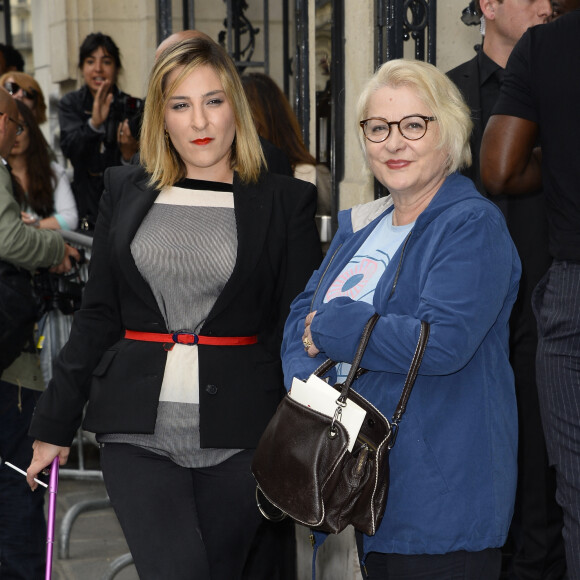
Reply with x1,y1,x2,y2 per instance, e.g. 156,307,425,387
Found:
337,313,380,402
313,316,430,442
312,314,380,400
391,320,430,426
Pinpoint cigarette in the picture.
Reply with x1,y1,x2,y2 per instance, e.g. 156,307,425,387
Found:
4,461,49,488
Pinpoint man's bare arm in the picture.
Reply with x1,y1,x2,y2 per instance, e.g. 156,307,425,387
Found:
481,114,542,195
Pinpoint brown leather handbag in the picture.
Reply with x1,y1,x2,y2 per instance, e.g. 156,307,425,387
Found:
252,315,430,536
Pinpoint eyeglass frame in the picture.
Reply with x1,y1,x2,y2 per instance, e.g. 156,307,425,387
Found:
359,115,437,143
0,111,25,136
4,81,38,102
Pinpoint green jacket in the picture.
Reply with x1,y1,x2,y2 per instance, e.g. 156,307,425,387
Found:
0,162,64,270
0,161,65,390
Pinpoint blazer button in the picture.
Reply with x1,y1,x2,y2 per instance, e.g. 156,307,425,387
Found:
206,384,218,395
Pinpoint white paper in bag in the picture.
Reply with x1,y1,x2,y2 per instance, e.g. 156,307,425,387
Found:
290,375,366,452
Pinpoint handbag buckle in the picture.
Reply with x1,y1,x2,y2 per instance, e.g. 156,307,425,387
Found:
328,406,343,439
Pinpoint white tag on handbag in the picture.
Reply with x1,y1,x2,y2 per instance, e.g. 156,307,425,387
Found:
290,375,367,452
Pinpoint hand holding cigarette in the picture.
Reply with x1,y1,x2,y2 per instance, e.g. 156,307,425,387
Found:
4,461,48,488
26,441,70,491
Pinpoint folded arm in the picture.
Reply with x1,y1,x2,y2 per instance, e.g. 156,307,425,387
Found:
481,114,542,196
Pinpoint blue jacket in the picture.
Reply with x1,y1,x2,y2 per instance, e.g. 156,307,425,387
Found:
281,173,521,558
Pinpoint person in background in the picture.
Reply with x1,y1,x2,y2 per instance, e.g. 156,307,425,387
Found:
447,1,566,577
242,72,331,217
58,32,140,231
283,58,521,579
549,0,580,19
9,86,80,389
0,72,47,125
0,43,24,76
0,88,78,580
26,36,321,580
10,100,77,231
481,10,580,579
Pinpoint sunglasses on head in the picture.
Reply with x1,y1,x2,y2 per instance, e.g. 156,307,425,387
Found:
4,81,38,101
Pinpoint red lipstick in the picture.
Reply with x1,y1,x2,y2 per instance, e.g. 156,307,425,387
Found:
193,138,212,145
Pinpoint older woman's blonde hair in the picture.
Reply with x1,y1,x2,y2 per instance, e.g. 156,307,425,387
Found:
356,59,472,175
0,72,47,124
140,37,265,188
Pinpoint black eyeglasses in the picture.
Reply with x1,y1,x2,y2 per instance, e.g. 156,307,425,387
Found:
360,115,437,142
0,111,25,136
4,81,38,101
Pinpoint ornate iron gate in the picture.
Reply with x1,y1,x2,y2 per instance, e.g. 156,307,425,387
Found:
374,0,437,197
375,0,437,67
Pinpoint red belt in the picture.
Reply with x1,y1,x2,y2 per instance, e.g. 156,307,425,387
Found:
124,330,258,346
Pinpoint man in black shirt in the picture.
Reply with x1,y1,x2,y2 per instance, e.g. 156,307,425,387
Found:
482,10,580,578
448,2,566,579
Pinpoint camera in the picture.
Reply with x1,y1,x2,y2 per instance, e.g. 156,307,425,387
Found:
105,94,144,145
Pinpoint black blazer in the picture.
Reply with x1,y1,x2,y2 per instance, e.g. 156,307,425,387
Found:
30,165,322,448
447,56,484,194
448,55,551,338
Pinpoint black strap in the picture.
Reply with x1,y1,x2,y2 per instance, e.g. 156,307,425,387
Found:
391,320,429,425
313,316,430,430
338,313,380,402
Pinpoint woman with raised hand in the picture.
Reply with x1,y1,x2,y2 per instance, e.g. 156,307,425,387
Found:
58,32,141,231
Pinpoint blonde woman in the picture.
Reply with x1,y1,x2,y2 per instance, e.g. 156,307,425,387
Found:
283,59,521,579
27,37,321,579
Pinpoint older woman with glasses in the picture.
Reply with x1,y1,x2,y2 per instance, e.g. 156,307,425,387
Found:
282,59,521,579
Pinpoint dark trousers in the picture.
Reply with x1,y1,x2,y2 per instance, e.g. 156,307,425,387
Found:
100,443,263,580
533,261,580,580
242,518,296,580
0,382,46,580
505,271,566,580
503,194,566,580
356,532,501,579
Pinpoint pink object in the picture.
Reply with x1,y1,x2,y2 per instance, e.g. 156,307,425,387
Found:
45,457,59,580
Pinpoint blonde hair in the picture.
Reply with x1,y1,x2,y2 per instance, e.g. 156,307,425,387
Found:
0,72,47,124
356,59,472,175
140,37,265,188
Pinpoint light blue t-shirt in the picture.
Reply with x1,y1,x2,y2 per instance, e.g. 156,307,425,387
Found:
323,211,414,380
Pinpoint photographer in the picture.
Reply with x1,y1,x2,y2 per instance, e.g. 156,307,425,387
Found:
58,32,142,232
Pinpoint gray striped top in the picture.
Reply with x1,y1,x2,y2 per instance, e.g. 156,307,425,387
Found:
99,179,242,468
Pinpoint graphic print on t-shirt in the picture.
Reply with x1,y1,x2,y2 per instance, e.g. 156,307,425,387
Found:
322,211,414,380
324,254,388,305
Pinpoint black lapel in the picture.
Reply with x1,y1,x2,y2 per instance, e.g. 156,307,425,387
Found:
451,57,484,190
465,57,484,165
204,172,273,325
114,170,162,315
